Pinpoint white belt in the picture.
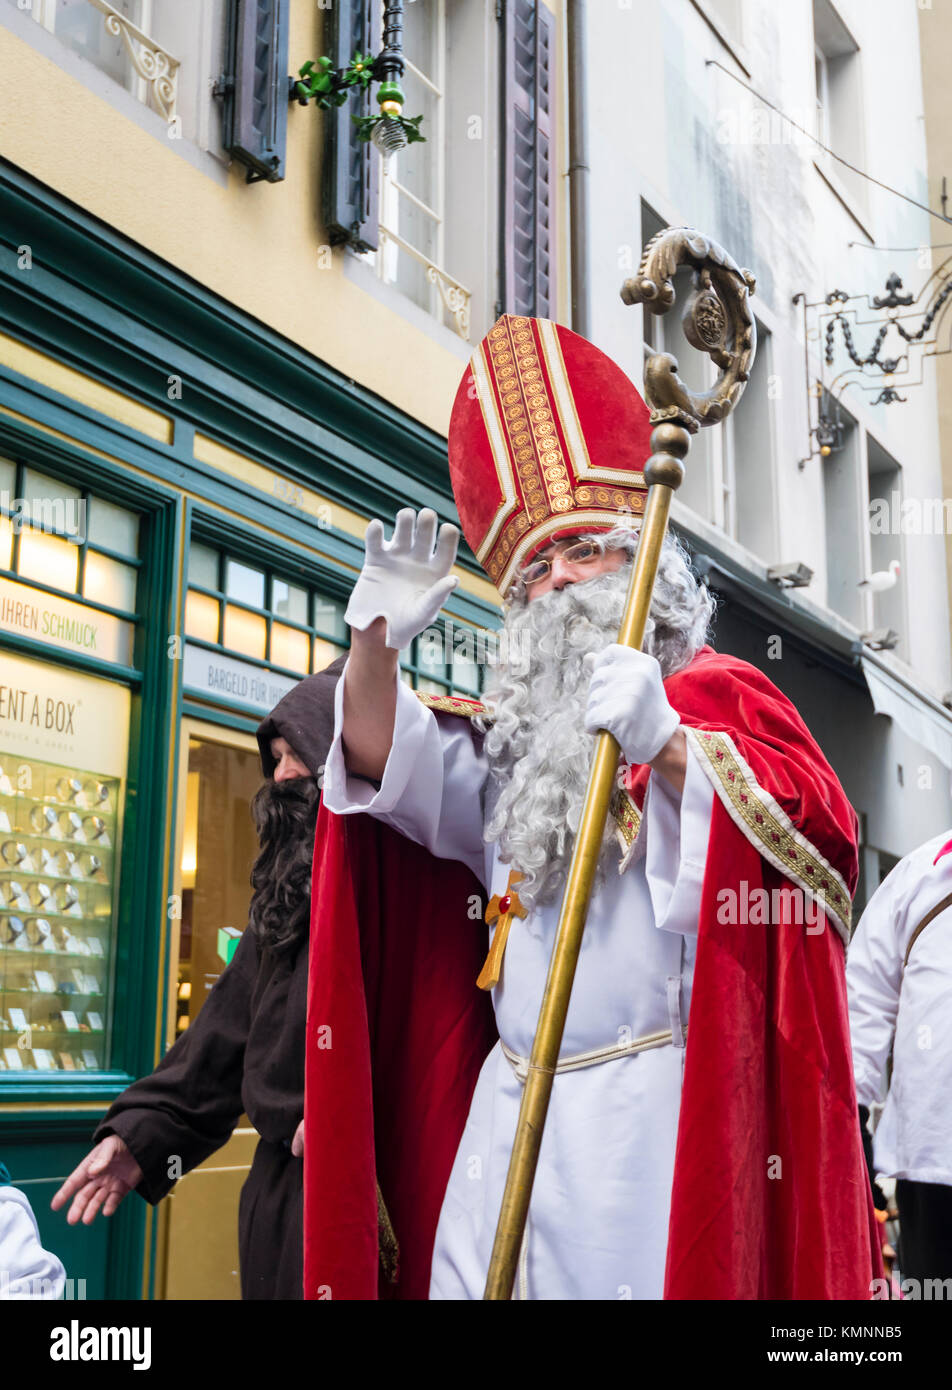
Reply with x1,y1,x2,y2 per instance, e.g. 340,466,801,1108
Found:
501,1026,683,1084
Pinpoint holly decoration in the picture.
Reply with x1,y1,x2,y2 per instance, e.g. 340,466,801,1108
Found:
352,112,426,145
292,51,425,143
342,53,375,89
293,57,347,108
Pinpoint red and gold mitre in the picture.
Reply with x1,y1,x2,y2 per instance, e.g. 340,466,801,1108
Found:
448,314,652,595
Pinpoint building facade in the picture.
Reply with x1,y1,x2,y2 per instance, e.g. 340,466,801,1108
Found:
0,0,950,1299
0,0,520,1298
583,0,952,896
918,0,952,637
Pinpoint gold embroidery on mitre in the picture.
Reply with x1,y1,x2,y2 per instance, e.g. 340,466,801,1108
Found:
685,727,852,945
477,317,651,593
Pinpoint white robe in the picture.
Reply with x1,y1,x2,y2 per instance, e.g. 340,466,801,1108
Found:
0,1186,66,1299
847,829,952,1187
323,666,715,1299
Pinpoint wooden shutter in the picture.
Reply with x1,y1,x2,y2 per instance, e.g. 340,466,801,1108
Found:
221,0,290,183
501,0,555,317
322,0,380,252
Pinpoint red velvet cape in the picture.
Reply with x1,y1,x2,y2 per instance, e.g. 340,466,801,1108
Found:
304,647,882,1299
303,812,496,1299
624,648,882,1298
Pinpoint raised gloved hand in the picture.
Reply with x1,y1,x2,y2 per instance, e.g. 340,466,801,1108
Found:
345,507,460,651
584,644,680,765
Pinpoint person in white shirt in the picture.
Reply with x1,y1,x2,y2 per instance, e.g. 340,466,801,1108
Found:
847,830,952,1287
0,1162,66,1298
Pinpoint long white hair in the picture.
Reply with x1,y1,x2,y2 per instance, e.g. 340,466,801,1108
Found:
476,527,714,909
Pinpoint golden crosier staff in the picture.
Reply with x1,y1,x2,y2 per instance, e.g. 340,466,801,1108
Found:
483,227,758,1301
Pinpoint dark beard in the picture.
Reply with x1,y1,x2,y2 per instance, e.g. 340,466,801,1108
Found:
247,777,321,956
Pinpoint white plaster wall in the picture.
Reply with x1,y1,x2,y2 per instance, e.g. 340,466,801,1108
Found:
583,0,950,696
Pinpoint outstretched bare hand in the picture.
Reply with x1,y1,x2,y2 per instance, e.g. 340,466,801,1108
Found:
51,1134,144,1225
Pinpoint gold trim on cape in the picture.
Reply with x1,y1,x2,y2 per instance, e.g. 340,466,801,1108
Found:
610,784,642,868
414,692,486,718
684,726,852,945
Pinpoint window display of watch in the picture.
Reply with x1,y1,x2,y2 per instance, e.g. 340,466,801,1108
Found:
1,752,121,1073
30,806,59,837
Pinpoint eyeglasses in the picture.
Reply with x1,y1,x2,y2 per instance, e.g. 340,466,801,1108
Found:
520,538,605,587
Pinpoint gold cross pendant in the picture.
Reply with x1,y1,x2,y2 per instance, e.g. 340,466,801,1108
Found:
476,870,527,991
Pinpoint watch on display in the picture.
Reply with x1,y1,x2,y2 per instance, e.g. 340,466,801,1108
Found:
30,806,59,837
1,753,121,1072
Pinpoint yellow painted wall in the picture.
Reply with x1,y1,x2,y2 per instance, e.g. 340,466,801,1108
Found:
0,2,473,436
0,1,569,442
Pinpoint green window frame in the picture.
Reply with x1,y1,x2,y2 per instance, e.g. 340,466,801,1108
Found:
185,538,486,697
0,457,142,628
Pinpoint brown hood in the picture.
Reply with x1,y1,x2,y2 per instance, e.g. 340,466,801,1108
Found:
256,652,348,778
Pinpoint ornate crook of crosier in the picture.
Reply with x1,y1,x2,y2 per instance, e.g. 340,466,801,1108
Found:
621,226,757,433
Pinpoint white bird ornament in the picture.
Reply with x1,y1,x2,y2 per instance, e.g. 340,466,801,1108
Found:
858,560,901,592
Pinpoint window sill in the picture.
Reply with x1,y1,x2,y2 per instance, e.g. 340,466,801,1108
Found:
3,3,228,187
341,249,475,364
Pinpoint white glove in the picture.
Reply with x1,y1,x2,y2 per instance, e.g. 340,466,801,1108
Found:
345,507,460,651
584,645,680,765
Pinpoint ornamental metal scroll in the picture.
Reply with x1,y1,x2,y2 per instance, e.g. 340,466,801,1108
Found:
620,226,757,431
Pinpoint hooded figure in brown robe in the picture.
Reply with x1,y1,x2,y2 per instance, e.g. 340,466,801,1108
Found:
50,657,346,1299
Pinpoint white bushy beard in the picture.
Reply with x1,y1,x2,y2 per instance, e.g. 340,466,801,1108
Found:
478,535,713,912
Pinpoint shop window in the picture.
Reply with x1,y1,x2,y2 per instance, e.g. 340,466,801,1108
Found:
0,461,142,1078
18,528,80,594
185,541,349,679
271,623,309,673
225,559,265,609
0,460,141,655
85,495,139,557
83,552,137,611
184,539,483,696
0,650,131,1077
272,578,308,625
183,589,219,645
402,617,485,698
222,605,267,661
